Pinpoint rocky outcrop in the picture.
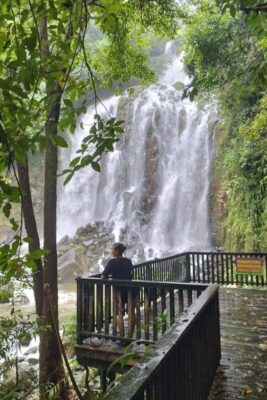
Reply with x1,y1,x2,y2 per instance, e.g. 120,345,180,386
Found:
57,222,115,281
209,120,229,248
141,134,159,214
173,81,185,91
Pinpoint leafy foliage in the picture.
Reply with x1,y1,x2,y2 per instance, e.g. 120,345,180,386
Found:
0,309,44,374
62,114,124,183
182,0,267,251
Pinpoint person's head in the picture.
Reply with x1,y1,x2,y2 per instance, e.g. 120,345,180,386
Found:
112,242,126,257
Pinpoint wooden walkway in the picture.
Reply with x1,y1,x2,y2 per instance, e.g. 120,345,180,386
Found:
209,287,267,400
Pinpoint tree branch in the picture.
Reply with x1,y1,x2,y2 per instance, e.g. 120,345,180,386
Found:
240,2,267,13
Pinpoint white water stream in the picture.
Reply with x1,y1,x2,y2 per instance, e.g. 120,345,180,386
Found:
58,45,217,260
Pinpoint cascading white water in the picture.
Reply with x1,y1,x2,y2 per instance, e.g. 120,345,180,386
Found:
58,45,217,261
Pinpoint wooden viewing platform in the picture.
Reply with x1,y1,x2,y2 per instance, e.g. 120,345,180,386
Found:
75,251,267,399
209,287,267,400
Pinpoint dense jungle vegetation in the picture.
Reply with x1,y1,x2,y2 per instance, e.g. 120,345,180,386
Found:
182,0,267,251
0,0,266,399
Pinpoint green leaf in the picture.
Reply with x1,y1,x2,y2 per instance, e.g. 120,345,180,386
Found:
80,155,93,166
3,202,11,218
91,162,100,172
52,135,68,148
10,85,28,98
114,126,124,133
23,236,33,244
229,5,236,18
106,143,114,151
10,218,19,231
70,156,81,167
29,249,49,260
0,79,8,90
64,172,74,185
58,22,65,35
24,34,37,51
63,98,72,107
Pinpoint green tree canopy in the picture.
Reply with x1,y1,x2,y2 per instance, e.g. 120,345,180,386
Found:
182,0,267,251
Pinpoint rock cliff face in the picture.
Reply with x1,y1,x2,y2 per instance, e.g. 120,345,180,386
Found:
208,121,229,249
57,222,115,281
141,134,159,215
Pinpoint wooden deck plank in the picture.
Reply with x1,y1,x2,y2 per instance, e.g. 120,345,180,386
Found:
208,287,267,400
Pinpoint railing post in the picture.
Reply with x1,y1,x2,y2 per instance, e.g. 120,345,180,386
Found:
185,253,191,282
76,277,82,345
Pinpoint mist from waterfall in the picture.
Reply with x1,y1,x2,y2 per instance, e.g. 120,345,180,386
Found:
58,45,217,261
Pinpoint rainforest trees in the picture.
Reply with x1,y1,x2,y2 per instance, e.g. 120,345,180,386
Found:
0,0,179,398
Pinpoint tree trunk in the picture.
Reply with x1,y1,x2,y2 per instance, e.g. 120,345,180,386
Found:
38,14,67,399
17,159,43,316
39,88,67,397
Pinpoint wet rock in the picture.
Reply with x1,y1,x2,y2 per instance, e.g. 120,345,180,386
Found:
24,346,38,356
178,108,187,134
28,357,39,366
75,226,88,236
57,221,115,281
58,249,76,265
58,249,78,282
14,294,30,305
83,239,94,247
141,135,159,213
58,235,70,247
173,81,185,91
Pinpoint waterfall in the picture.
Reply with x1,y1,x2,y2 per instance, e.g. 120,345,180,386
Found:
58,46,217,261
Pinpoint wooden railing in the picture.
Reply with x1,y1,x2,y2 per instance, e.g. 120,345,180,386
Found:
132,251,267,286
188,252,267,286
103,284,220,400
132,253,190,282
76,278,207,344
76,250,265,398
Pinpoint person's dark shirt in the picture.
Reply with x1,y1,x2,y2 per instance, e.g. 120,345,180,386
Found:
102,257,133,280
102,257,133,305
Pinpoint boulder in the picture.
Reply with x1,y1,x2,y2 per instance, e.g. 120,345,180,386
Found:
173,81,185,91
27,357,39,366
24,346,38,356
57,222,116,281
58,249,79,281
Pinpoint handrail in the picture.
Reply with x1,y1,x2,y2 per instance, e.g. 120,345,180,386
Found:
186,251,267,286
130,251,267,286
77,277,207,289
76,278,208,345
132,252,188,268
85,251,267,287
103,284,220,400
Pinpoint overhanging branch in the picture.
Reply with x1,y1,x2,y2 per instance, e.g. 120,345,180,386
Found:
240,2,267,13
